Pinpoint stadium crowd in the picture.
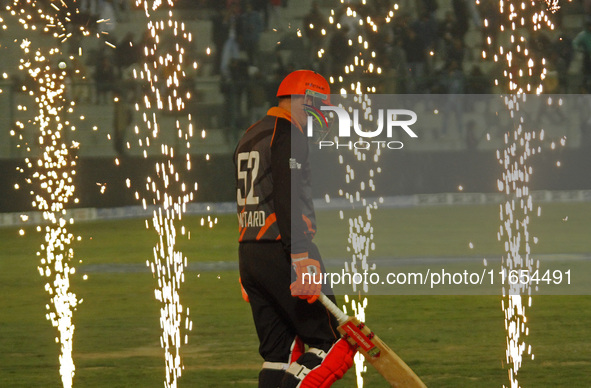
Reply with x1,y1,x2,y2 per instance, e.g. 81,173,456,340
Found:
1,0,589,148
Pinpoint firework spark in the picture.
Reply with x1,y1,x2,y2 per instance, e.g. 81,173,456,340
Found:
3,0,94,385
484,1,562,386
131,1,198,386
321,2,400,384
325,1,397,95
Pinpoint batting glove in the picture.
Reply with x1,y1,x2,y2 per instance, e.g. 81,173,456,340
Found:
290,255,322,304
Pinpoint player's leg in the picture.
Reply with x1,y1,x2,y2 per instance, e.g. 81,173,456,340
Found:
258,336,305,387
246,290,305,387
280,243,356,388
240,241,355,388
281,338,355,388
240,242,305,387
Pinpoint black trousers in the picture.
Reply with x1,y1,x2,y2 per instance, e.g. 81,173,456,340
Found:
239,241,339,362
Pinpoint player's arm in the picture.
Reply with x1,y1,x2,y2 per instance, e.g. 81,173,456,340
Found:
271,119,321,303
271,118,309,255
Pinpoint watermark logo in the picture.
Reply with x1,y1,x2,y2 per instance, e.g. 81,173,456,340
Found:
307,105,418,150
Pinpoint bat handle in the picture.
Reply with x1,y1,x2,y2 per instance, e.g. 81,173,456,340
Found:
318,293,349,325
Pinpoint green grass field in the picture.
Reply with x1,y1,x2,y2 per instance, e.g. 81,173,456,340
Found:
1,203,590,387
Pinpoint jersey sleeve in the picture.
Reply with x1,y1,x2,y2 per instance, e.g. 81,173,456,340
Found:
271,119,311,259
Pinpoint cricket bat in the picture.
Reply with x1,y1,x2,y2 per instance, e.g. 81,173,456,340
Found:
318,294,427,388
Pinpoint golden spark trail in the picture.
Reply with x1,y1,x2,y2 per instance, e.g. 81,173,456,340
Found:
324,0,398,94
322,2,399,385
483,1,562,386
132,1,197,386
4,1,89,386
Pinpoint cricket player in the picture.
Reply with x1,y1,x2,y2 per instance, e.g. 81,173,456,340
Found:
234,70,356,387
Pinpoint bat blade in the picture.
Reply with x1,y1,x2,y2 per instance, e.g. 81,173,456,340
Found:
338,316,427,388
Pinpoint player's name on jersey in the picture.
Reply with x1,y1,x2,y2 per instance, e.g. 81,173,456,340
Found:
238,210,266,228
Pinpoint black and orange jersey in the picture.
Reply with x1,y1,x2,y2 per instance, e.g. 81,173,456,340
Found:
234,106,316,257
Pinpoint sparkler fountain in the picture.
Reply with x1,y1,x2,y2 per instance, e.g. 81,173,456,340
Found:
483,0,562,386
130,1,198,386
3,0,89,386
321,2,400,385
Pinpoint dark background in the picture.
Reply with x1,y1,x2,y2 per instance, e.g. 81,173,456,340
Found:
2,148,589,212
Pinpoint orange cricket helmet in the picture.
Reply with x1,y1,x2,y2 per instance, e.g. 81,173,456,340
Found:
276,70,331,105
